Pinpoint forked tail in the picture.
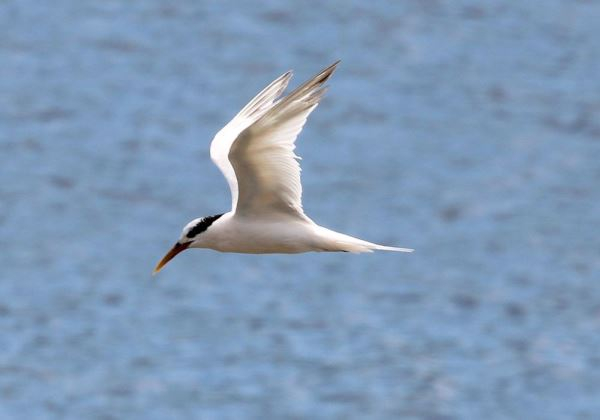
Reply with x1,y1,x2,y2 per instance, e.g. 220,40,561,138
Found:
372,245,414,253
315,226,414,254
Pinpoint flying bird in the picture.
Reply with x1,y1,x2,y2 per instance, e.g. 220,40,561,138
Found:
154,61,413,274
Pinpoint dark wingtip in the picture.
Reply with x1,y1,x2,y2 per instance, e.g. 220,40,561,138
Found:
317,60,341,83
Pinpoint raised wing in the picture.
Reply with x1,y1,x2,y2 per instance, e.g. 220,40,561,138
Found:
229,61,340,219
210,70,292,211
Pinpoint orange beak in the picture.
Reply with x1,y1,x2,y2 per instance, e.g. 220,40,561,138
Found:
153,242,191,275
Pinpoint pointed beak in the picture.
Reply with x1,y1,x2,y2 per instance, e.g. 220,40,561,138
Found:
153,241,191,275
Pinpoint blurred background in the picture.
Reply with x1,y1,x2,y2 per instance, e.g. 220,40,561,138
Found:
1,1,599,418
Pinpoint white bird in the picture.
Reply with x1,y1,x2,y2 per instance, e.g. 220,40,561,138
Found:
154,61,413,274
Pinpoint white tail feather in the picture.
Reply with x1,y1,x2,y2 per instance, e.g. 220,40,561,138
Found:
315,226,413,254
373,245,414,252
339,241,414,253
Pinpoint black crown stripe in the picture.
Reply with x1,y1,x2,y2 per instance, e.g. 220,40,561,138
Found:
186,214,223,239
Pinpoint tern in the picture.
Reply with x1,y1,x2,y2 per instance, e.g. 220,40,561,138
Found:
154,61,413,274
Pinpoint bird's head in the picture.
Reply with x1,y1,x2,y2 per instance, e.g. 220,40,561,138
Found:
153,214,223,274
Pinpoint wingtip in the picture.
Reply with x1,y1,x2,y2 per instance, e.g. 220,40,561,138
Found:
327,59,341,73
276,70,293,86
309,60,341,87
322,59,341,76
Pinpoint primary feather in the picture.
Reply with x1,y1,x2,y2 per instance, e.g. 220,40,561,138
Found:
210,70,293,211
211,61,339,218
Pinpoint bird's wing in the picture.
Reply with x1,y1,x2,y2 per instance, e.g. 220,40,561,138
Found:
210,70,293,211
229,61,340,219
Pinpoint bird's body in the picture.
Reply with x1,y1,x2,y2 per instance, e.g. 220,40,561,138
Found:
154,61,412,273
190,213,321,254
186,212,406,254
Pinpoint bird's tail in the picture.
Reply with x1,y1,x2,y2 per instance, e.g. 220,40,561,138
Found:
315,227,414,254
372,245,414,253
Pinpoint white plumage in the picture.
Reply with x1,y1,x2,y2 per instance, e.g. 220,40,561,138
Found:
154,61,412,274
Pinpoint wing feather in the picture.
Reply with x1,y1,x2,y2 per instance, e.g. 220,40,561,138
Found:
229,61,340,219
210,70,292,210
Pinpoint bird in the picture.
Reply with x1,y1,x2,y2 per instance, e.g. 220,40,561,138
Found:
153,61,413,274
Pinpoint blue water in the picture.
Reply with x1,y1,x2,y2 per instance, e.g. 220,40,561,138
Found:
2,1,600,418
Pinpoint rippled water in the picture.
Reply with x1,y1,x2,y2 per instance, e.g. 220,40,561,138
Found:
1,1,600,418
